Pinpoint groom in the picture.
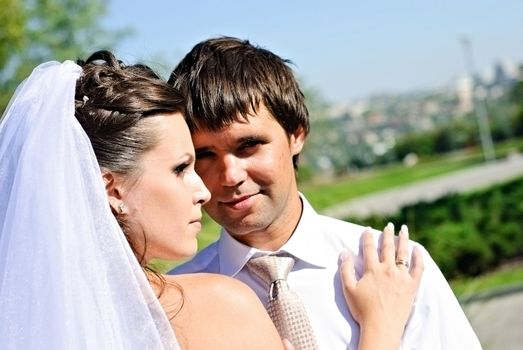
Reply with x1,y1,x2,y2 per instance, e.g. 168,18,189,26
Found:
169,36,481,349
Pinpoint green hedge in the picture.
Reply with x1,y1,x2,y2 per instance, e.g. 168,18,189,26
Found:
346,176,523,279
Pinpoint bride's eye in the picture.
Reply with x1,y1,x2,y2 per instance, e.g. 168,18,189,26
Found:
173,163,189,175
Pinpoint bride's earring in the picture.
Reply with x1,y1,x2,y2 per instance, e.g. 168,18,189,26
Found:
118,203,125,214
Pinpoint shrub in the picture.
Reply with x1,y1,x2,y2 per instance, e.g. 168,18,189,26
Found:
347,176,523,279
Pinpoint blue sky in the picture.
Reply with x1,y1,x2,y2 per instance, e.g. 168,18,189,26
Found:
103,0,523,104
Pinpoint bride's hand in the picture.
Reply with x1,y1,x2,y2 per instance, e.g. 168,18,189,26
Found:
340,223,424,350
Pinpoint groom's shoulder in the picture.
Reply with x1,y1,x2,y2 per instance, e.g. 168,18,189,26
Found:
168,241,220,275
316,214,367,242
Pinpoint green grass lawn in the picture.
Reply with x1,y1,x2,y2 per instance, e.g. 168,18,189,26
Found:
451,261,523,301
301,153,483,210
301,138,523,211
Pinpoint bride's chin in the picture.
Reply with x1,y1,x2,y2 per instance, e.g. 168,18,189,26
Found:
142,239,198,268
165,242,199,262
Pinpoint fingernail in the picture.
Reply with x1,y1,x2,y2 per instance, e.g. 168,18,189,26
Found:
282,339,293,348
386,222,394,231
400,224,409,236
340,250,350,262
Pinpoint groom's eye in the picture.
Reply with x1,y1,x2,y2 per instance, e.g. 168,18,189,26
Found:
196,149,214,160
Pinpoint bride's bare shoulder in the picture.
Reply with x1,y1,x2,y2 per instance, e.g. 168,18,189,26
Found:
162,273,267,322
167,273,254,300
160,273,283,350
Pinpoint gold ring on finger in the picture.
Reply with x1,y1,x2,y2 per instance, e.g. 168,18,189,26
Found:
395,259,409,269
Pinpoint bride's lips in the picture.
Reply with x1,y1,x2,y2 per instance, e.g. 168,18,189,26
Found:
220,193,258,210
190,221,202,231
189,217,202,232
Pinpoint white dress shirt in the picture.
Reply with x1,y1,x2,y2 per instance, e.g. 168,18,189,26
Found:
171,195,482,349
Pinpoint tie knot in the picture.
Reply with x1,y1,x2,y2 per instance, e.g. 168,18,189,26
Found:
247,254,295,286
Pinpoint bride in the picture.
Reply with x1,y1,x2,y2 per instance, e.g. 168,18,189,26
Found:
0,50,423,349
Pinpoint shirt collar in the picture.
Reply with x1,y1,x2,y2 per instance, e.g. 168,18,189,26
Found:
282,194,330,268
217,193,329,277
218,229,258,276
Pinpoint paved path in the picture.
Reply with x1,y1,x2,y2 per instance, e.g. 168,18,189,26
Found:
462,286,523,350
321,153,523,219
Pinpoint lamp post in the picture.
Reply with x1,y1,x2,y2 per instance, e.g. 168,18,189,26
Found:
460,36,496,162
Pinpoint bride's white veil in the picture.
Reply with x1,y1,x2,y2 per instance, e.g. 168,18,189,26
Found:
0,61,180,349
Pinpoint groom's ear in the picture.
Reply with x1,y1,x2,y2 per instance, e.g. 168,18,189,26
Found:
102,171,124,212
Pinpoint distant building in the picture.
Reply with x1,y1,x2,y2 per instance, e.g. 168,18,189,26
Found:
455,76,474,114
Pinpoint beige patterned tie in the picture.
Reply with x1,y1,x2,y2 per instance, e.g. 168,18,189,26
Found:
247,254,319,350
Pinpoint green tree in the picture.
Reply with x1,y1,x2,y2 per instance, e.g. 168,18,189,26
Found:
0,0,128,113
508,65,523,136
300,85,339,177
0,0,25,70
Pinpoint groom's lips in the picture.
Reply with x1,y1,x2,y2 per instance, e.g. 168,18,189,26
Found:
220,193,259,210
